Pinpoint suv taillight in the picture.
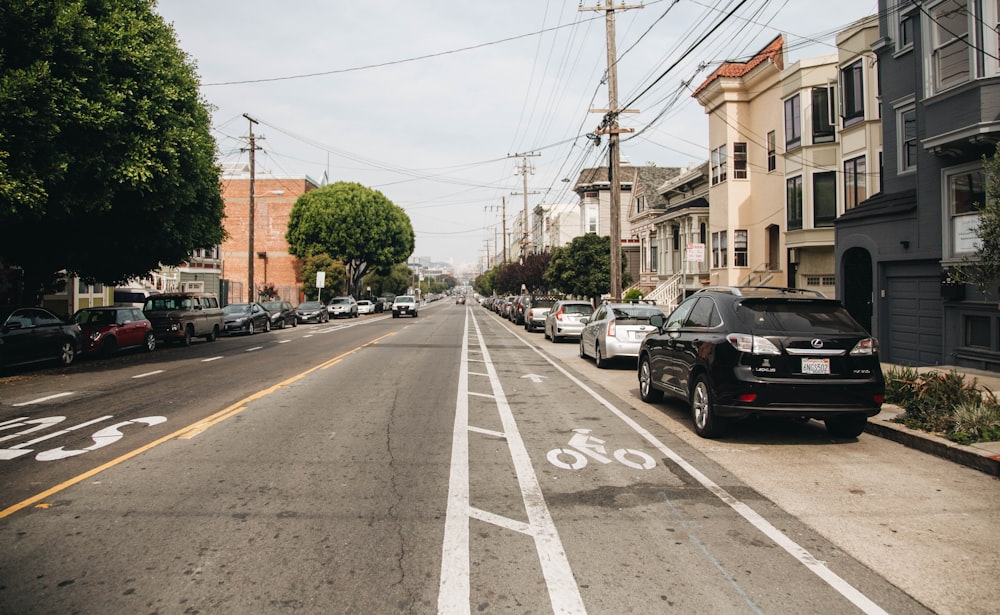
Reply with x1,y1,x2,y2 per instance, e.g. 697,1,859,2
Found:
850,338,879,356
607,320,616,337
727,333,780,355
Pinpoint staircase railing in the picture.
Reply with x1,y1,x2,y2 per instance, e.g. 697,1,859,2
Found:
645,273,684,309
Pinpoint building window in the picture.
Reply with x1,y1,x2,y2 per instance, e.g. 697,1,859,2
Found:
787,176,803,231
700,222,707,245
965,315,991,348
733,229,748,267
822,275,836,285
844,156,867,210
784,95,801,150
898,103,917,173
945,163,986,257
931,0,971,90
650,238,657,272
585,204,598,234
712,230,727,268
733,142,748,179
711,145,727,185
814,172,837,227
841,59,864,126
767,131,776,172
812,87,835,143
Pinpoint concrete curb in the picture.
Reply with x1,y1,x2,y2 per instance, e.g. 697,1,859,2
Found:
867,406,1000,477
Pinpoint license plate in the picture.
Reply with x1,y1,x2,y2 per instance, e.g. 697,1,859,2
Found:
802,358,830,375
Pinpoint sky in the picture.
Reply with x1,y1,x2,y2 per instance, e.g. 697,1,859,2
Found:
154,0,880,277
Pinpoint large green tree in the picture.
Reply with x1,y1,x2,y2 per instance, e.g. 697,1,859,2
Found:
286,182,414,298
299,254,346,303
0,0,225,304
363,262,412,297
545,234,627,303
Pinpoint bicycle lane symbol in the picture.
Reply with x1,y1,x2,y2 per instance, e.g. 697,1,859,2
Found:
546,428,657,470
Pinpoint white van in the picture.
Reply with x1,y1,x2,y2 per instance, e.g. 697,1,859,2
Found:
114,288,158,308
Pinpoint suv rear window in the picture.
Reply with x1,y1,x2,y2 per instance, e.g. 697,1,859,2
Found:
738,300,866,334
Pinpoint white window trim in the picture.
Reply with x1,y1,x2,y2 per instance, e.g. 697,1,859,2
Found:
922,0,1000,97
889,0,915,55
895,98,917,175
941,160,986,261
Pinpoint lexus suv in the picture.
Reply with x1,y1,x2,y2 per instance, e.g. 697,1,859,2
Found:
637,286,884,439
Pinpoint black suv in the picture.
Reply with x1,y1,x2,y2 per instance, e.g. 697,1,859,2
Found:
637,286,884,439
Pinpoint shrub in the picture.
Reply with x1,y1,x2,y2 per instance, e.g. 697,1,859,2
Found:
623,288,644,301
949,398,1000,444
891,370,981,434
884,365,921,407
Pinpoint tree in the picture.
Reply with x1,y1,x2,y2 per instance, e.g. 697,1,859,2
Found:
299,254,346,303
364,262,412,297
545,234,627,304
948,145,1000,301
0,0,225,305
286,182,414,298
520,252,552,293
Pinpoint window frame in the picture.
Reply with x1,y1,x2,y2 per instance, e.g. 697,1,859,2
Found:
813,171,838,227
711,144,728,185
766,131,776,172
733,142,748,179
733,229,749,267
843,155,867,210
784,95,801,150
786,175,804,231
811,87,835,143
943,161,988,259
711,230,728,268
841,59,864,126
897,101,917,174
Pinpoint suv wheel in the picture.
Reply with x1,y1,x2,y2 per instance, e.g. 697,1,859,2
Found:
691,374,726,438
58,340,76,366
825,414,867,438
594,343,608,369
638,356,663,402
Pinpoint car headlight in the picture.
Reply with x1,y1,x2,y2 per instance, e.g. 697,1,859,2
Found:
89,331,102,341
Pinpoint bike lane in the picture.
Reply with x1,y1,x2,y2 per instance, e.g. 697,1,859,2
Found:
458,309,930,615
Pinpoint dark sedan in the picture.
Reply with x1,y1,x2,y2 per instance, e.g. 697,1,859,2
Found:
223,302,272,335
295,301,329,324
0,306,83,369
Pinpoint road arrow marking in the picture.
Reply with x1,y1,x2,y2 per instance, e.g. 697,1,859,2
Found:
522,374,547,383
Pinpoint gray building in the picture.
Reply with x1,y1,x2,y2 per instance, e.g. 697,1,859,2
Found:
836,0,1000,370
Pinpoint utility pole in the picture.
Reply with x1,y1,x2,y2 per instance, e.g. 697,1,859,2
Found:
510,152,541,260
501,195,508,264
581,1,642,300
242,113,262,302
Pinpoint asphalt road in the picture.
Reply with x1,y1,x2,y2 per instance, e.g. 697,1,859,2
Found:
0,301,996,614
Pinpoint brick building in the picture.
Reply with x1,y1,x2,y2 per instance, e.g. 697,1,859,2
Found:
221,167,320,303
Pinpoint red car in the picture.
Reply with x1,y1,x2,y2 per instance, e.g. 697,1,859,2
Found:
73,306,157,356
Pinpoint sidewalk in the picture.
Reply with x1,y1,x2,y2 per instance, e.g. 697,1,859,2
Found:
871,364,1000,476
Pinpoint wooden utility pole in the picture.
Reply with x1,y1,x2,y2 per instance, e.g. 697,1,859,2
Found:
582,1,642,300
510,152,541,260
242,113,262,302
501,196,508,264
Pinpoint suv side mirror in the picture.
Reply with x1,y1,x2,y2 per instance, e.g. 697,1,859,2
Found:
649,313,665,330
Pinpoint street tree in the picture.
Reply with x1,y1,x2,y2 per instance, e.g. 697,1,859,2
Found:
364,262,412,297
0,0,225,305
948,145,1000,301
286,182,414,298
545,234,628,303
299,254,346,303
520,252,552,293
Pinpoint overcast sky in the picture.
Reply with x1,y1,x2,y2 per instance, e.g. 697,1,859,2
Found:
154,0,880,276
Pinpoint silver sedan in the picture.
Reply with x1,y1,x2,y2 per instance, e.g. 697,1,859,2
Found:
579,302,664,368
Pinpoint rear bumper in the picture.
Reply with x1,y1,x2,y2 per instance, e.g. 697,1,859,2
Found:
711,366,884,419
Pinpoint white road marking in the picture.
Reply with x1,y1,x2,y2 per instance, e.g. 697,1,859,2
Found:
202,356,223,362
12,392,74,407
245,346,263,352
503,326,891,615
278,340,291,344
132,370,164,379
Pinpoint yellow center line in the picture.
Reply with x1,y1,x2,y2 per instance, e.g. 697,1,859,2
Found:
0,331,397,520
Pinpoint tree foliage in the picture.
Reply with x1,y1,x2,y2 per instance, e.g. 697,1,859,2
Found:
545,234,628,303
948,145,1000,300
299,254,346,303
0,0,225,304
285,182,414,298
363,262,412,297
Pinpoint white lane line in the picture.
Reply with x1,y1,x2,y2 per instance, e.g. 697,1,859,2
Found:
278,340,291,344
439,312,472,612
12,392,74,407
132,370,164,379
503,326,891,615
467,426,504,438
202,356,223,362
245,346,263,352
469,507,533,535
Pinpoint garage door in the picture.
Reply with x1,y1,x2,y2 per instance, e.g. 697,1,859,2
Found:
885,275,942,365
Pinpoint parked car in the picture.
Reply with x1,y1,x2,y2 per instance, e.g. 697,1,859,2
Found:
295,300,329,324
223,302,272,335
580,301,664,368
0,306,83,369
113,287,159,308
356,299,375,315
391,295,418,318
510,295,530,324
544,300,594,343
637,286,885,439
524,296,558,332
73,306,156,356
328,296,359,319
262,300,297,329
371,297,387,313
143,292,224,346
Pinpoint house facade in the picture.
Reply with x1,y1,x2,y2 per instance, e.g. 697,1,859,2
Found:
220,167,319,304
836,0,1000,370
693,36,788,289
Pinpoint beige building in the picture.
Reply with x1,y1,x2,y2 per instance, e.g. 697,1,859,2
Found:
693,36,788,288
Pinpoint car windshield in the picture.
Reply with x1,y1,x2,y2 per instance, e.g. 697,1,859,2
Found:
299,302,322,310
331,298,350,305
74,310,115,325
223,304,251,315
396,296,415,303
738,300,866,334
561,304,593,315
610,306,662,322
263,302,283,311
